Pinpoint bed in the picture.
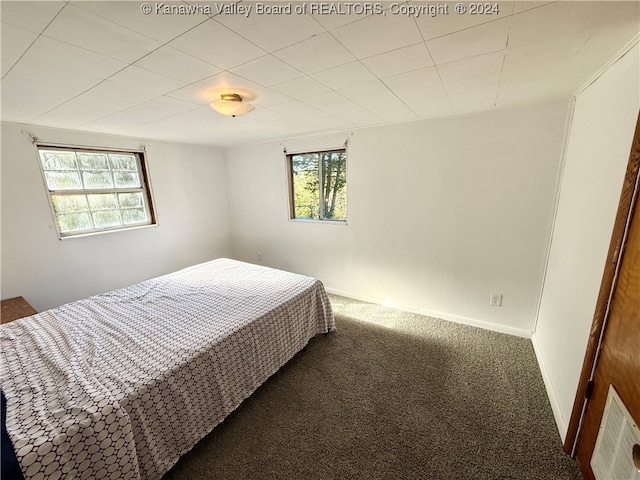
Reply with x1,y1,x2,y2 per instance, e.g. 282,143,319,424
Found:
0,258,335,479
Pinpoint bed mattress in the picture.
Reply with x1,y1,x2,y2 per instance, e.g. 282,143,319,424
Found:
0,258,335,479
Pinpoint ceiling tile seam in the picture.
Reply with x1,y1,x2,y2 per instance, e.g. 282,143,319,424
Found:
259,97,361,128
0,0,67,34
314,27,420,121
493,10,516,109
420,8,514,43
1,1,68,80
70,0,206,45
409,18,454,116
30,11,240,124
575,32,597,56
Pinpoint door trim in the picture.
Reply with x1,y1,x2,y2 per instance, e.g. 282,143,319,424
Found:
564,111,640,455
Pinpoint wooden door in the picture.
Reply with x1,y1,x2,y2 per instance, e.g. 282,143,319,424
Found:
567,113,640,479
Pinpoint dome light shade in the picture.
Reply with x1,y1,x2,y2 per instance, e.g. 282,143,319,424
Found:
209,93,254,117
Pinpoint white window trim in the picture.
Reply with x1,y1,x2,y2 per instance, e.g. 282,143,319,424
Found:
286,147,348,224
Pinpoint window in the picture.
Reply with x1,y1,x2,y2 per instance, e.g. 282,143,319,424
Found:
287,149,347,222
37,145,156,238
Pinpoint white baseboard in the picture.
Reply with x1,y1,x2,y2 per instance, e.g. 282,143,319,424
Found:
531,333,568,442
325,287,532,339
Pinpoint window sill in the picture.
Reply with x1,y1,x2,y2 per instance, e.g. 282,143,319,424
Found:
58,223,158,240
289,218,348,226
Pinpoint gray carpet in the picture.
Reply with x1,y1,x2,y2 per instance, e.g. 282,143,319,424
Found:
163,295,582,480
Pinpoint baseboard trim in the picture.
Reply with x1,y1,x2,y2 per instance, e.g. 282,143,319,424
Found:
325,287,532,339
531,333,568,442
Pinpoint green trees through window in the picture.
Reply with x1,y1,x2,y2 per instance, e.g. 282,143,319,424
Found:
288,149,347,222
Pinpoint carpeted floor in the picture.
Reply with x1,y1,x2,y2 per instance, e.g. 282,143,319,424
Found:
163,295,582,480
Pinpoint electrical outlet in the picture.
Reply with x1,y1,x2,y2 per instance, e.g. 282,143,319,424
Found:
490,294,503,307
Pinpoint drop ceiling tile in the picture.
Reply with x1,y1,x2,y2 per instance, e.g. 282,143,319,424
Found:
503,28,593,72
311,9,370,31
302,91,384,126
271,77,331,99
1,22,38,57
230,55,303,87
437,51,505,83
32,93,129,128
1,73,84,122
579,20,640,56
80,80,158,110
251,88,295,107
194,71,264,101
427,17,511,64
265,100,332,120
414,2,514,41
512,1,554,15
169,19,266,69
213,9,325,52
332,12,424,59
339,80,417,122
83,96,201,128
496,51,609,107
164,84,211,106
443,73,500,96
42,4,161,63
7,58,104,91
135,46,222,83
313,61,377,89
0,1,66,34
396,84,453,118
243,106,294,123
383,66,442,94
449,89,498,115
23,36,128,79
273,32,356,74
182,105,227,121
72,1,209,43
105,66,186,97
1,53,20,76
508,1,638,48
361,43,434,78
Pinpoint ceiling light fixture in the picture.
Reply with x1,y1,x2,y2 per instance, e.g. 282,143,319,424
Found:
209,93,254,117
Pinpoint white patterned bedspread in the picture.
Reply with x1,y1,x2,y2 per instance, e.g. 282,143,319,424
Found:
0,258,335,479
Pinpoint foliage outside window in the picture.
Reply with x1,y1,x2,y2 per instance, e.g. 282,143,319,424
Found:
288,149,347,222
37,146,156,238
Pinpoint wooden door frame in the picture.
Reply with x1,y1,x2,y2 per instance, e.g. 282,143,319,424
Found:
564,111,640,456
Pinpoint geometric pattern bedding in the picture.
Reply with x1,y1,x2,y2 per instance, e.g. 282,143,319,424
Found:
0,258,335,479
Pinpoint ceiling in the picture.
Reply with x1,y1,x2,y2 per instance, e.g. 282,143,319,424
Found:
1,1,638,147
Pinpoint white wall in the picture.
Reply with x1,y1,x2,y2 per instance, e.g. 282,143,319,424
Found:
1,122,232,311
226,101,570,336
533,43,640,440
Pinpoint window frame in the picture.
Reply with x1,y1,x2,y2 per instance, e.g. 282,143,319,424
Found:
286,147,348,224
36,143,158,239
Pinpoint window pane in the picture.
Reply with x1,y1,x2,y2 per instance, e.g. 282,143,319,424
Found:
87,193,118,211
82,171,114,189
114,172,140,188
321,152,347,221
38,146,155,237
118,192,143,208
122,208,147,224
51,194,89,213
109,154,137,171
57,212,93,233
39,150,77,171
292,154,319,219
77,152,109,170
44,171,82,190
92,210,122,228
